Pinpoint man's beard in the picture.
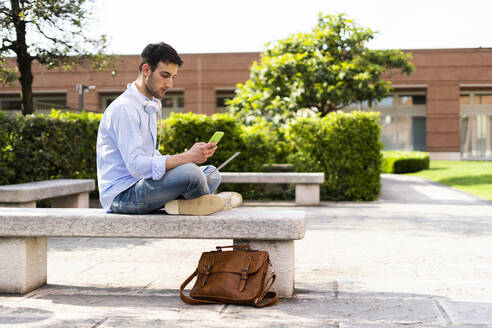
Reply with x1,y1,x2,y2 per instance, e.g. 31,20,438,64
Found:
144,74,161,99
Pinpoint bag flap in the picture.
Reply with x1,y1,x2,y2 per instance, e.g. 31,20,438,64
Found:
197,250,268,275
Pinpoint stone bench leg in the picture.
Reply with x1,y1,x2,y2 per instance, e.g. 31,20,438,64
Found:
51,192,89,208
234,239,295,298
0,237,47,294
295,184,320,205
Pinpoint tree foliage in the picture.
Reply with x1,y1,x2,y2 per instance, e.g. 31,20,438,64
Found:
0,0,114,115
228,14,415,124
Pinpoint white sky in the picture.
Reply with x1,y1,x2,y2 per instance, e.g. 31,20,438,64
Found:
92,0,492,55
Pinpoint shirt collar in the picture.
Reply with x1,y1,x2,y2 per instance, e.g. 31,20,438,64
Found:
128,81,156,106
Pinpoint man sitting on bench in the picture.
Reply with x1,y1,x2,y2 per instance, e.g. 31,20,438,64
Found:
96,42,241,215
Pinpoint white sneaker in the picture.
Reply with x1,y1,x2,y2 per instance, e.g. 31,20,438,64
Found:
217,192,243,210
164,194,225,216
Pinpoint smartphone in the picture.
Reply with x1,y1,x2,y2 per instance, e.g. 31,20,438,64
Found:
208,131,224,143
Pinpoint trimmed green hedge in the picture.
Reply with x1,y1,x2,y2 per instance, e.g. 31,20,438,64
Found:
160,113,280,199
286,111,382,201
0,110,101,186
160,113,277,172
1,110,384,202
382,150,430,174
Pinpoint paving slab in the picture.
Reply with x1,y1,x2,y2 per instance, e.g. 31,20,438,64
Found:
0,174,491,327
439,299,492,325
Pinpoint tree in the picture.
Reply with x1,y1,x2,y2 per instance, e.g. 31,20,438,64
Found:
0,0,113,115
228,14,415,124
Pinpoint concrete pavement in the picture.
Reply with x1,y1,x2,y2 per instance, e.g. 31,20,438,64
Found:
1,174,492,327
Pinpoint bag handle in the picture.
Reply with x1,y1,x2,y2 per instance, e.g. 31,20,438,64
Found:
216,245,250,251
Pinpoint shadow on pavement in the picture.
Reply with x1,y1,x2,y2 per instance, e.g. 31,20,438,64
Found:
10,284,489,327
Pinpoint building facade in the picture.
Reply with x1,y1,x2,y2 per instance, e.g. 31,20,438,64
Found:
1,48,492,160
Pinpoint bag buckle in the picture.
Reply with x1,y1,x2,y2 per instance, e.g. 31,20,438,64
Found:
202,264,213,287
238,268,248,292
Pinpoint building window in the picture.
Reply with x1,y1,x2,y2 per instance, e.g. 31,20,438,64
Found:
346,91,427,151
100,93,123,110
0,94,67,112
375,96,394,107
460,94,471,105
460,91,492,106
105,97,116,108
216,90,235,113
216,97,228,107
381,116,427,151
161,91,184,118
0,98,22,111
398,95,426,105
33,95,67,112
476,94,492,105
101,91,184,116
460,90,492,159
461,115,492,159
162,98,174,108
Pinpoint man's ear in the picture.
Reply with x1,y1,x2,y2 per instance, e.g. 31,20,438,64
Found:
141,63,151,77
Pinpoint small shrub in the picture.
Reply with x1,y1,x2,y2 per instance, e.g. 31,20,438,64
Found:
381,151,430,174
286,111,382,201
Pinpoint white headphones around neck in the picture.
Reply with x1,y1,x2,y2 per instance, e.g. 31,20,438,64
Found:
143,98,163,154
144,98,162,114
130,81,163,154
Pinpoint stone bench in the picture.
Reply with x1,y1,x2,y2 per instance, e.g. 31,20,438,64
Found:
0,207,306,298
0,179,95,208
220,172,325,205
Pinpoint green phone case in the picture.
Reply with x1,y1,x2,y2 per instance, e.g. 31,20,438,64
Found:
208,131,224,143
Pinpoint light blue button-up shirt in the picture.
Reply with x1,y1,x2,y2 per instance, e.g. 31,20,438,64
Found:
96,82,168,211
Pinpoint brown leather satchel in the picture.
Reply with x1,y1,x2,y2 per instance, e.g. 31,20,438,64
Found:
180,245,278,307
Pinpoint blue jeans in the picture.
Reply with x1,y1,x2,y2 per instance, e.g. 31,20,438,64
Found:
110,163,221,214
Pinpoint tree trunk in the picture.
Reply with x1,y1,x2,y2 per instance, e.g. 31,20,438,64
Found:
320,103,329,117
11,0,34,115
319,103,337,117
17,53,34,115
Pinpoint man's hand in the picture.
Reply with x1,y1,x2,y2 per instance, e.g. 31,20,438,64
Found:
186,142,217,164
165,142,217,171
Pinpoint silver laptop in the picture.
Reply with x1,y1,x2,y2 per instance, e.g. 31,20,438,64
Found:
206,152,240,176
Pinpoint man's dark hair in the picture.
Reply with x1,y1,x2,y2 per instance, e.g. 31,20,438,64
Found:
139,42,184,72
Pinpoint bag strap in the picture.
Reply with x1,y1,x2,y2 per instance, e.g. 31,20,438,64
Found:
253,273,278,307
180,269,223,305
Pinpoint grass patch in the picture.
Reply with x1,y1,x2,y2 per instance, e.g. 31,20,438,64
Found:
405,160,492,201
